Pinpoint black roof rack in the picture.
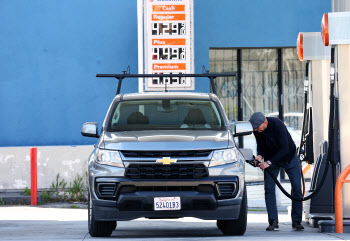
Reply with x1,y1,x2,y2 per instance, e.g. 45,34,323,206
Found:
96,66,237,95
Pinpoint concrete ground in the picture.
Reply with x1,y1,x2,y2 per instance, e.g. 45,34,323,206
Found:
0,206,349,241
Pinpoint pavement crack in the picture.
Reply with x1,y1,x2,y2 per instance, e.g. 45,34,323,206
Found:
82,232,89,241
325,232,346,240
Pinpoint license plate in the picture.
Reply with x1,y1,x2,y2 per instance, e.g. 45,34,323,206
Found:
154,197,181,211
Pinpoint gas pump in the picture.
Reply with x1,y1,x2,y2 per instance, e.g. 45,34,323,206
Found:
244,24,348,230
316,10,350,232
261,22,349,231
296,32,333,227
243,31,336,228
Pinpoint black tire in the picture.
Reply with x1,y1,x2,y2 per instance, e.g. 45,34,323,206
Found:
217,220,225,230
112,221,117,230
88,192,115,237
221,185,247,236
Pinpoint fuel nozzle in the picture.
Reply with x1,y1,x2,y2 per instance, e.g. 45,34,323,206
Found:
246,156,260,167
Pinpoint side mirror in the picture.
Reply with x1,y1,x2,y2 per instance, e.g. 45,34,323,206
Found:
232,121,253,137
81,122,99,138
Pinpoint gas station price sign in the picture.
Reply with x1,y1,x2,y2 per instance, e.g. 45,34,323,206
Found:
144,0,194,91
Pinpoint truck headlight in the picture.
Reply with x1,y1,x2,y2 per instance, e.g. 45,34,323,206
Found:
209,149,237,167
96,149,124,167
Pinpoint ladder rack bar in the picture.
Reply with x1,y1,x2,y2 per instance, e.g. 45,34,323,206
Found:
96,72,237,95
96,73,236,78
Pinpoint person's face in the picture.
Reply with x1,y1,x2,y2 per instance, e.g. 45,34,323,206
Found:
254,121,267,133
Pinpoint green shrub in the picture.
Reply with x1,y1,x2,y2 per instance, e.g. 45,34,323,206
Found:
24,187,31,196
68,174,87,202
39,172,88,204
42,191,51,203
50,173,67,200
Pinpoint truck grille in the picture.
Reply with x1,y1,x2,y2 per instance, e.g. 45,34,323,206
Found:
216,182,237,196
125,164,208,179
121,150,211,158
119,185,197,193
96,183,117,198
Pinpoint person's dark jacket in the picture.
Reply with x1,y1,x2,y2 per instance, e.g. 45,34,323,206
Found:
253,117,296,165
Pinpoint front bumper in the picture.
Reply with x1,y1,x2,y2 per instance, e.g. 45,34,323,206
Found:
94,199,241,221
91,176,243,221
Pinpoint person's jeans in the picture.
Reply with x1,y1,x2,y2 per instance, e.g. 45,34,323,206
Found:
264,152,303,224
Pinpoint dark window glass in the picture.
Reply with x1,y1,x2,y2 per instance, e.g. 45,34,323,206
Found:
109,99,224,131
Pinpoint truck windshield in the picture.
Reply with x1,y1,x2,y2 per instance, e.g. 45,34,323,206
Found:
108,99,224,131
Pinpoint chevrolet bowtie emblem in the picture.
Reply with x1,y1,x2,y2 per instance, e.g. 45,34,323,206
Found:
156,157,177,165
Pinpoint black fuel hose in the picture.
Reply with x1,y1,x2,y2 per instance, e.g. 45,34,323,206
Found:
246,158,329,202
298,60,310,197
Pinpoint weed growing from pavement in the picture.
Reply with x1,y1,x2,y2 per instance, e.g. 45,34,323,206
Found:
50,173,68,200
68,174,86,202
41,191,51,203
16,173,88,205
68,205,80,208
24,187,31,196
38,173,88,205
0,198,5,205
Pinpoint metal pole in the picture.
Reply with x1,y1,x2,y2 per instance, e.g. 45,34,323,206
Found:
116,78,123,95
30,147,37,205
137,0,144,93
237,49,243,148
278,49,284,122
210,76,217,94
278,49,285,180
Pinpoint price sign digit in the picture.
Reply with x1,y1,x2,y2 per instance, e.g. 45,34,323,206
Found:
163,23,170,35
152,23,159,35
172,23,178,35
152,77,159,84
171,48,178,60
180,48,186,60
180,23,186,35
164,48,170,60
152,48,159,60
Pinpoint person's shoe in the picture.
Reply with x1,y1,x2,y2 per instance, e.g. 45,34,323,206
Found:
292,222,304,231
266,221,279,231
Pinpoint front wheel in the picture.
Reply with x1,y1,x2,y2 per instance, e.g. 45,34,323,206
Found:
88,192,116,237
216,220,225,230
220,185,247,236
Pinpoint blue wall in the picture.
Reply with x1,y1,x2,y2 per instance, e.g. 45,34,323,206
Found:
0,0,330,146
0,1,139,146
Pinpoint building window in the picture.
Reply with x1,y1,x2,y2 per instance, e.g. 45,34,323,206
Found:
282,48,305,131
241,49,279,121
209,49,238,121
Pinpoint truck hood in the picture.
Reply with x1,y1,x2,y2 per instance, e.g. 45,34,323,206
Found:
101,130,231,151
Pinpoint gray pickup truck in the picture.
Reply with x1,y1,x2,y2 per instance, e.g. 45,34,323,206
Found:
81,91,253,237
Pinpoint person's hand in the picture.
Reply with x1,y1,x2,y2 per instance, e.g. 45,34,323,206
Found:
254,155,263,167
258,161,270,170
255,155,263,161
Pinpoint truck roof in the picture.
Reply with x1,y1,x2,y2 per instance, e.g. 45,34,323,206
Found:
116,92,219,101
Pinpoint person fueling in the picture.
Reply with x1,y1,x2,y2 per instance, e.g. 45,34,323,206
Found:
249,112,304,231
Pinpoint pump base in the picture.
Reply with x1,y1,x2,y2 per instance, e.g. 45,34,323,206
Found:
318,220,350,233
309,213,333,228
